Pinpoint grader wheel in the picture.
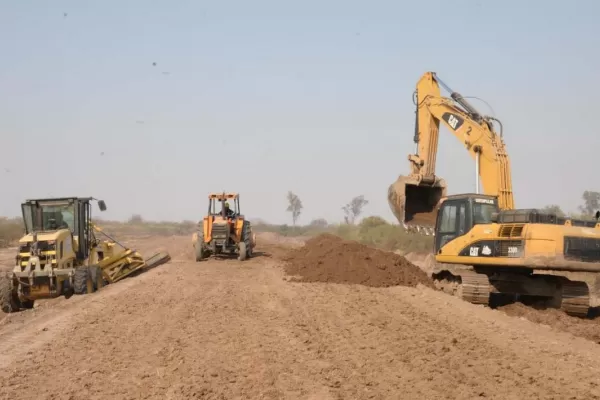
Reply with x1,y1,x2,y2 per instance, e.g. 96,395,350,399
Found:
74,267,92,295
0,274,21,313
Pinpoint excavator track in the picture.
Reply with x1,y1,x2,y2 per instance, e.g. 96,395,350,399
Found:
459,271,491,305
433,269,491,306
560,281,590,317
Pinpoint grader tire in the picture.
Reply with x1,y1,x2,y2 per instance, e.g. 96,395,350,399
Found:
0,275,21,314
73,267,90,295
21,300,34,309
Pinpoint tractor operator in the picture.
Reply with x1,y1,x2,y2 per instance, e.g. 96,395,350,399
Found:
223,202,235,218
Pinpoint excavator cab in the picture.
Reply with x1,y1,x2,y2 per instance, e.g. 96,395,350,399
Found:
433,194,499,252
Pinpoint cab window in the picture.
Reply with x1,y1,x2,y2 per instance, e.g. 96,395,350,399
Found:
439,204,458,233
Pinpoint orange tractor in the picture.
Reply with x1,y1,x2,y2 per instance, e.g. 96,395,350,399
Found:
192,192,256,261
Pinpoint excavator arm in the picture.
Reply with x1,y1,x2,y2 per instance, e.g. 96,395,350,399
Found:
388,72,514,234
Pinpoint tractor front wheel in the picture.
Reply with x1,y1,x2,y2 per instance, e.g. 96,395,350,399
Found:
195,244,206,262
195,234,207,262
238,241,247,261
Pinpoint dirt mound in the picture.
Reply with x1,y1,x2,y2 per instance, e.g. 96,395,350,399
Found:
282,233,434,288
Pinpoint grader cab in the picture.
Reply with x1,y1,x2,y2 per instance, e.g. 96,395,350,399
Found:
192,192,256,261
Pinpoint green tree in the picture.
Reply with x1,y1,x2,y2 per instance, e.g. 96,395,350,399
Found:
128,214,144,224
578,191,600,217
286,191,303,227
540,205,565,217
309,218,328,228
359,215,388,235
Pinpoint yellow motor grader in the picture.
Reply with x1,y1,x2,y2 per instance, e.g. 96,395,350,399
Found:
0,197,171,313
192,192,256,261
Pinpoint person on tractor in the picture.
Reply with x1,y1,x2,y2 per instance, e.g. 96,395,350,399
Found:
222,201,235,218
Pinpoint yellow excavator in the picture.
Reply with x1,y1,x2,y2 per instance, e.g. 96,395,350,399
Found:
0,197,171,313
388,72,600,317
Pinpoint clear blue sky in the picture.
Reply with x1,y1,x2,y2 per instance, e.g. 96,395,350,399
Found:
1,0,598,224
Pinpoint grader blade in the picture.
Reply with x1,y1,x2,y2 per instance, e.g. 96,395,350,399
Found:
98,249,171,284
387,175,447,235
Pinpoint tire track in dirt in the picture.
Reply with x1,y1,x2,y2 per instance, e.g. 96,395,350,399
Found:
0,262,163,370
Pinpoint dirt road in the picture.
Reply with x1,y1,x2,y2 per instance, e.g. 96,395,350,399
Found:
1,234,600,399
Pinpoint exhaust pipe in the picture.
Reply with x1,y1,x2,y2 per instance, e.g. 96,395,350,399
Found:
388,175,447,235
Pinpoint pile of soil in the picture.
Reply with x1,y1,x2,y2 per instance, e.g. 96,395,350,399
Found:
282,233,434,288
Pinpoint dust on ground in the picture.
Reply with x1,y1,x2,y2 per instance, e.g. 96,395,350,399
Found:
282,233,434,289
3,232,600,398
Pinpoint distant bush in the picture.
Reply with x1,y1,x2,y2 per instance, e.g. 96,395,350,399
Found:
252,217,433,253
128,214,144,224
0,217,25,248
308,218,328,228
352,222,433,253
0,213,433,253
98,219,198,237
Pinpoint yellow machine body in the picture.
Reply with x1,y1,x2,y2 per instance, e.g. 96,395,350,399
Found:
390,72,600,317
1,197,170,313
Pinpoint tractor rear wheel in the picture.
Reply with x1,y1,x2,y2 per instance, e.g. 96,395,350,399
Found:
241,220,253,259
195,239,206,262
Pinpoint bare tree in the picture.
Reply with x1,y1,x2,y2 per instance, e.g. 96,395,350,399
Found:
286,191,303,227
342,195,369,224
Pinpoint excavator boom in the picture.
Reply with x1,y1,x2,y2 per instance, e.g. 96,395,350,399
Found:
388,72,514,234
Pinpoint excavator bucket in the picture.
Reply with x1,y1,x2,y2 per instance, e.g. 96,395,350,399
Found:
387,175,447,235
